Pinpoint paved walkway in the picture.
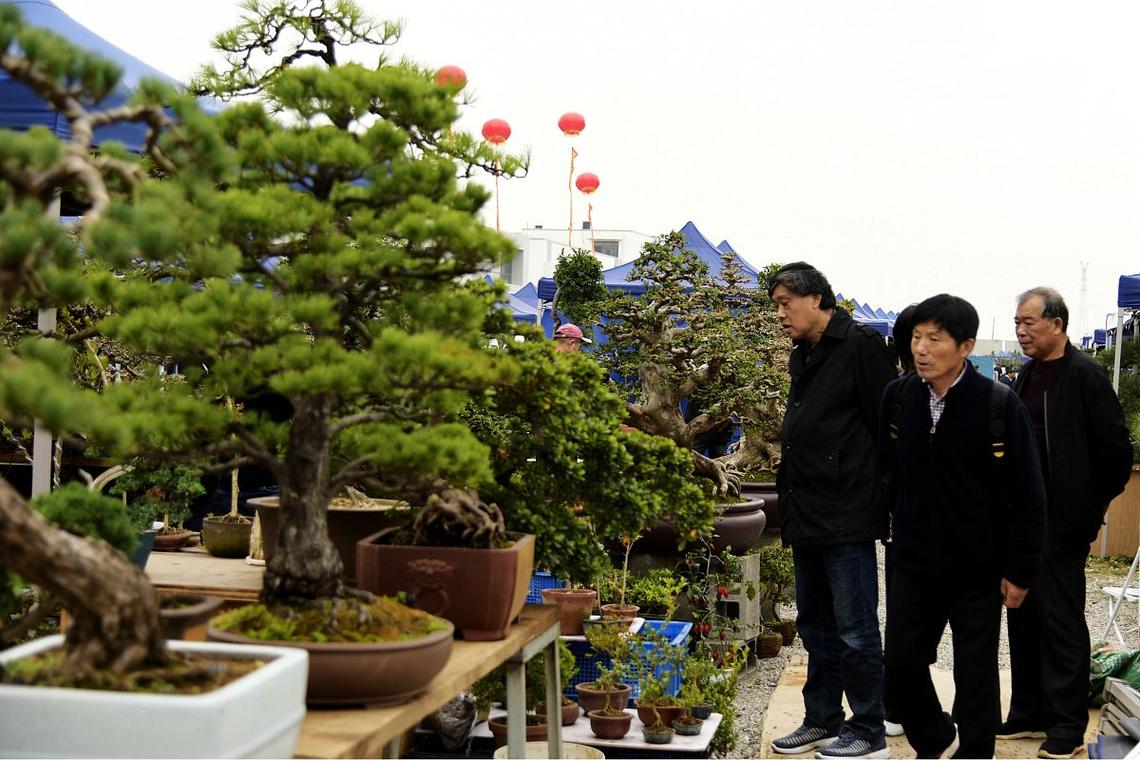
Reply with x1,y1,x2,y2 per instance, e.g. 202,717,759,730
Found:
759,655,1098,759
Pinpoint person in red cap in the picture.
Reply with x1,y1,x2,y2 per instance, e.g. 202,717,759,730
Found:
553,323,591,353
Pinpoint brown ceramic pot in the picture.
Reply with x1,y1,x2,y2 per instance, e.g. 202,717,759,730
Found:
208,619,454,706
587,709,633,740
599,603,639,621
200,516,252,559
356,531,535,641
487,715,547,748
152,529,196,552
575,682,631,713
633,497,767,556
250,496,410,579
757,630,782,658
774,618,797,645
740,481,780,533
635,701,689,728
159,594,223,641
536,698,581,726
541,588,596,635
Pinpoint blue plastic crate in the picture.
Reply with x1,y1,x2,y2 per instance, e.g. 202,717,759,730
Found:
565,619,692,704
526,571,567,604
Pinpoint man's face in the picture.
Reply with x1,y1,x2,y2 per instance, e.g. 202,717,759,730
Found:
554,337,581,353
771,284,823,341
1014,296,1066,360
912,321,974,388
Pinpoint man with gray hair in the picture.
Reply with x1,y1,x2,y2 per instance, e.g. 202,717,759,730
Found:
1000,286,1133,759
767,262,896,759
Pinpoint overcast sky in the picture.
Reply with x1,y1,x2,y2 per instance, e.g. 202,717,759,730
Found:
52,0,1140,341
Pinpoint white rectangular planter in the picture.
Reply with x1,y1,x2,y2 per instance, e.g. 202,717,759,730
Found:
0,635,308,759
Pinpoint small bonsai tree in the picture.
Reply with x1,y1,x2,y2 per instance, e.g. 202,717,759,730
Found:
551,247,607,330
109,460,205,535
470,639,577,715
754,542,795,623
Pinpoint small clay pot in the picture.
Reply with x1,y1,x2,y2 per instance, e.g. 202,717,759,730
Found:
152,529,196,552
673,716,704,736
540,588,597,636
159,594,223,641
757,630,782,658
587,709,632,740
642,725,675,744
535,698,581,727
599,603,639,621
201,516,253,559
576,682,631,713
635,701,689,728
775,618,797,645
691,703,715,720
487,715,547,749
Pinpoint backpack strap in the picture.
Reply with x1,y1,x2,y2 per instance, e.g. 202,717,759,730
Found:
989,380,1009,460
888,372,916,442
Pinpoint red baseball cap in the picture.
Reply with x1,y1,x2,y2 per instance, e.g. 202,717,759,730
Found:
554,323,592,343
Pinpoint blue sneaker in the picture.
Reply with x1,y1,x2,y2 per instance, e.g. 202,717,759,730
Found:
815,732,891,759
771,724,838,754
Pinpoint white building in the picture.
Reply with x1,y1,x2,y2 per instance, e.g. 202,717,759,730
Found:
489,224,655,289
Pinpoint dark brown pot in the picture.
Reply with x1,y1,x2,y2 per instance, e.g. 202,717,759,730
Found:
600,603,639,621
356,531,535,641
208,619,454,706
250,496,409,579
536,698,581,726
152,529,195,552
633,498,767,556
691,703,715,720
487,715,547,749
541,588,597,635
740,481,779,533
587,709,633,740
159,594,223,641
635,701,689,728
775,618,797,645
757,631,782,658
201,516,253,559
576,682,631,713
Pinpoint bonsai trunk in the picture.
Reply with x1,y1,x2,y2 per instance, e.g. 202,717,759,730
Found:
0,478,165,678
261,395,345,604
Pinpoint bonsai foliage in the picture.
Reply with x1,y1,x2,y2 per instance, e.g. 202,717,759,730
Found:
109,460,205,534
471,638,577,713
551,247,607,329
464,333,716,586
753,542,795,621
598,232,789,495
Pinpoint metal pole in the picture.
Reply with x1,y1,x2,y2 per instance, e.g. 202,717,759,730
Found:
31,196,61,497
1114,309,1125,394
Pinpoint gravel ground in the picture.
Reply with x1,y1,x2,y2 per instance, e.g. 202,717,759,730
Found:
725,547,1136,759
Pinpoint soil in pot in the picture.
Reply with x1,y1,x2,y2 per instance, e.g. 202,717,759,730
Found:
576,682,632,713
541,588,596,635
201,515,253,559
587,708,633,740
487,714,547,748
208,595,454,706
535,697,581,726
160,593,224,641
673,716,704,736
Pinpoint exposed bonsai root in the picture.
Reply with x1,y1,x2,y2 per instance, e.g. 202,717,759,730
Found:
411,489,506,549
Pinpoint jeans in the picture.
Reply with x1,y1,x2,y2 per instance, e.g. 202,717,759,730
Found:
793,542,885,742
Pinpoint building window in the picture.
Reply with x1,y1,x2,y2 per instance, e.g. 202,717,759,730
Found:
593,239,619,258
500,251,519,283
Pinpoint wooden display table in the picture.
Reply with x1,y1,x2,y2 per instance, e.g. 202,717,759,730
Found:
145,548,563,759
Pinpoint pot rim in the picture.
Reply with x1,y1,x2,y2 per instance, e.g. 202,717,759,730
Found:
207,619,455,652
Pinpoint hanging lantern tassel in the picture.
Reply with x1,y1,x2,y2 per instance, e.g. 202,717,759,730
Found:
559,112,585,247
588,203,594,249
481,118,512,232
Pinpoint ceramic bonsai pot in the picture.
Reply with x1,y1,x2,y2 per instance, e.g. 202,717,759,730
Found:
152,529,196,552
541,588,596,635
599,603,639,621
536,698,581,726
587,708,633,740
201,516,253,559
160,593,224,641
673,716,704,736
757,629,783,658
356,530,535,641
691,702,715,720
576,682,631,713
0,634,308,758
633,497,767,556
249,496,409,579
635,701,689,728
740,481,779,533
487,714,548,748
492,741,604,759
129,529,157,568
209,619,454,705
642,724,675,744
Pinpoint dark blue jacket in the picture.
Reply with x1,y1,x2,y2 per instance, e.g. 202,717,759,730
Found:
881,363,1046,588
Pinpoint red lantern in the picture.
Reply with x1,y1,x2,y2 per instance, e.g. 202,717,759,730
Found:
575,172,599,194
558,111,585,136
481,118,511,145
434,65,467,88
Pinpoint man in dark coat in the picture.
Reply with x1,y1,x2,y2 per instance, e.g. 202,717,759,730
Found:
767,263,897,760
881,294,1046,759
1000,287,1133,760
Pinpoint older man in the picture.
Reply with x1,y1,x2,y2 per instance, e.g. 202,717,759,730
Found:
767,262,896,760
553,323,591,353
1000,287,1133,760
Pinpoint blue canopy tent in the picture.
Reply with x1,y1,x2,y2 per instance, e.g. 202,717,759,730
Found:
483,276,538,323
1110,273,1140,393
835,292,896,337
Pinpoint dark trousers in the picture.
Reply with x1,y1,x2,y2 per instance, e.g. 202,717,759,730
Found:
884,565,1001,758
1007,542,1090,745
793,542,884,742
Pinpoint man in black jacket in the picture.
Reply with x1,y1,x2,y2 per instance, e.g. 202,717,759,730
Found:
768,263,897,760
1000,287,1133,760
881,294,1046,759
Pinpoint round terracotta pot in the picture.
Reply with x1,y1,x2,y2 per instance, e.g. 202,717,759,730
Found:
775,618,797,645
633,497,767,556
635,701,689,728
757,630,782,658
540,588,596,635
587,709,633,740
599,603,639,621
159,594,223,641
576,682,631,713
208,618,454,706
201,516,252,559
674,716,704,736
152,529,195,552
740,481,779,533
487,715,547,748
536,699,581,727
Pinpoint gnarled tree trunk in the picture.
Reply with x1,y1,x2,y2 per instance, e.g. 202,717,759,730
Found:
0,478,165,679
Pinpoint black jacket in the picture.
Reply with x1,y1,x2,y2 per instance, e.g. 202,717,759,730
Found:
1012,343,1133,548
882,363,1047,588
777,309,897,547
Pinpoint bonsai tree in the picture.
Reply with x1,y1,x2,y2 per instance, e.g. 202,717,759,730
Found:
109,460,205,536
754,542,795,624
594,232,790,496
627,568,687,618
550,247,607,330
471,639,577,715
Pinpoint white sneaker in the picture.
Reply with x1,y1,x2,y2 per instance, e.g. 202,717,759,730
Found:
884,720,904,737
